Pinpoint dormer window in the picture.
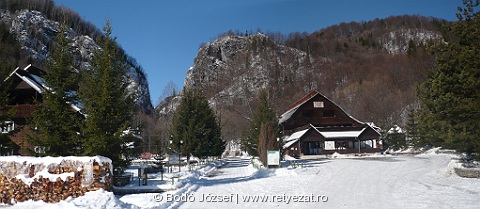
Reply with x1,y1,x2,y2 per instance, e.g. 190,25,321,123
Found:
313,101,324,108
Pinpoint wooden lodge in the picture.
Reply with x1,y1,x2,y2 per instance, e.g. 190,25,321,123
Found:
279,91,382,157
1,65,141,157
1,65,46,155
0,65,82,155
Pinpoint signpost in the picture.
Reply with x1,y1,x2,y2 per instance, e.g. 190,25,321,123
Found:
267,150,280,167
168,152,181,172
168,153,180,165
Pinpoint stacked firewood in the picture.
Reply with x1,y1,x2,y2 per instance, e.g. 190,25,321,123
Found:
0,161,45,179
0,159,112,205
86,161,113,191
0,174,88,204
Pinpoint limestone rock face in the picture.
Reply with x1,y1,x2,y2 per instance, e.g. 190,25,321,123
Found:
1,9,153,113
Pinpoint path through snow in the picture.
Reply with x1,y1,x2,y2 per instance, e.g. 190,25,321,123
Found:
177,155,480,209
6,154,480,209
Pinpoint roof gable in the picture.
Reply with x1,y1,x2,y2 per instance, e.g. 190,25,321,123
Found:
5,65,84,115
313,124,380,140
7,65,46,94
278,90,364,127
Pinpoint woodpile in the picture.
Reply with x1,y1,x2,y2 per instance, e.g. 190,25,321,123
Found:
0,161,45,179
0,157,112,205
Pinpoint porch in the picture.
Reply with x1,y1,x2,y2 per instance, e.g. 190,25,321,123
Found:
301,139,381,155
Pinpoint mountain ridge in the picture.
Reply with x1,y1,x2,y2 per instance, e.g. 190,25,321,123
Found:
0,8,153,113
155,15,447,141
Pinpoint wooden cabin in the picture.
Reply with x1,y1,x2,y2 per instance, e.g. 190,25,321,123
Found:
1,65,84,155
1,65,47,155
1,65,138,156
279,91,382,156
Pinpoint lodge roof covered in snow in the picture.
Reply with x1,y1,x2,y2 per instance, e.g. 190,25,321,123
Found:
2,65,86,155
278,90,365,132
5,64,84,114
6,64,47,93
282,124,381,150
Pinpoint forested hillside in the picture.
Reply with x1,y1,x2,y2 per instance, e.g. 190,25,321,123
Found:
156,15,448,143
282,15,445,125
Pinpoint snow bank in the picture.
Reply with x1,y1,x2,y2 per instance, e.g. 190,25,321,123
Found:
8,190,139,209
386,147,424,154
446,158,480,178
412,147,480,178
283,155,297,161
7,155,480,209
330,152,387,159
0,156,111,185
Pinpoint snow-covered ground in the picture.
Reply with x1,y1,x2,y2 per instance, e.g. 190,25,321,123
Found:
7,152,480,209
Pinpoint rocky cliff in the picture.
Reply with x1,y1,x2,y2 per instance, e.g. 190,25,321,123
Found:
0,9,153,113
156,15,446,141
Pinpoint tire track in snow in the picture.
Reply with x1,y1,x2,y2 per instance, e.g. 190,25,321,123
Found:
165,183,199,209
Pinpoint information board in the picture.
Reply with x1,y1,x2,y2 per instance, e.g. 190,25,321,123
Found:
168,153,180,165
267,150,280,166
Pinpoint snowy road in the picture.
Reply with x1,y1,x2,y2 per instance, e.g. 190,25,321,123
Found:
176,155,480,209
8,153,480,209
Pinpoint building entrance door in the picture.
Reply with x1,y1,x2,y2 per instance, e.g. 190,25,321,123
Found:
302,141,322,155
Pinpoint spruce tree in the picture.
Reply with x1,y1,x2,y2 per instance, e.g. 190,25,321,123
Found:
244,90,278,157
406,108,421,146
417,0,480,159
29,21,82,156
385,126,407,151
208,123,225,157
79,21,135,169
0,61,11,120
172,89,225,160
204,101,225,157
0,60,16,155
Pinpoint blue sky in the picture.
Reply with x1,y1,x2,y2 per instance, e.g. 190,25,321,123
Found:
54,0,461,106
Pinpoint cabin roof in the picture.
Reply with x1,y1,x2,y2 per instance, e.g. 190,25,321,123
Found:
282,124,380,149
283,129,309,143
5,65,84,115
6,64,47,94
317,129,366,139
278,90,364,125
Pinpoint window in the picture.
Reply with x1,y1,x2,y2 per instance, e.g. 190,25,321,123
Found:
323,110,335,118
313,101,324,108
361,141,367,148
1,121,14,133
34,146,47,154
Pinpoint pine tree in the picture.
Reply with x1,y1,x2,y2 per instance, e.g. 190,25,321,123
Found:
79,21,135,169
172,89,225,160
244,90,278,157
406,107,423,147
208,123,225,157
0,61,10,118
196,93,224,157
0,59,17,155
417,0,480,159
385,126,407,151
29,21,82,156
